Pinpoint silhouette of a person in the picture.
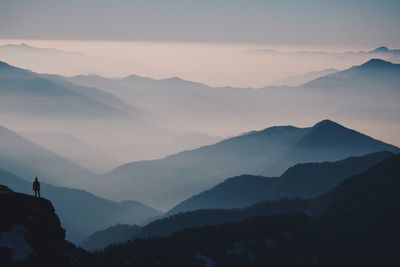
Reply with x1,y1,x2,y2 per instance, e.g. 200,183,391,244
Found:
33,177,41,198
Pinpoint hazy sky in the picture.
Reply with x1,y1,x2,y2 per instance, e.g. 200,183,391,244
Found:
1,0,400,47
1,0,400,87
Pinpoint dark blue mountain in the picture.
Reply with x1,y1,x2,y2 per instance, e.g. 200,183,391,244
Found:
167,151,393,215
104,119,397,210
87,154,400,267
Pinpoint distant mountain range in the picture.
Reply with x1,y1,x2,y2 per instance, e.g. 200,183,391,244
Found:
0,166,161,243
85,154,400,266
1,58,400,164
0,60,136,119
252,46,400,58
65,58,400,151
100,119,397,210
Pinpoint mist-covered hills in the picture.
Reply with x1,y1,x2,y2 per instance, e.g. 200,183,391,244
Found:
20,131,120,173
1,58,400,164
0,125,94,187
86,154,400,266
0,60,135,119
270,68,338,86
0,59,228,164
167,151,394,215
64,59,400,152
101,119,397,210
0,167,161,243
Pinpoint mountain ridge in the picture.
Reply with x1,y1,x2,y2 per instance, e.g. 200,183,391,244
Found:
102,119,397,210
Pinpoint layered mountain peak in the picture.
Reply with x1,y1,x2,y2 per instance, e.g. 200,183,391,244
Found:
360,58,394,68
371,46,394,53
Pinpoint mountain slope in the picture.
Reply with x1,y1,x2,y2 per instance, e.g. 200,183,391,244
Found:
308,153,400,217
103,120,397,210
167,175,278,215
0,167,162,243
80,224,142,252
0,125,95,187
82,198,308,252
0,60,131,118
83,151,394,251
304,58,400,91
20,131,121,173
271,68,338,86
41,73,141,117
89,154,400,267
168,151,393,215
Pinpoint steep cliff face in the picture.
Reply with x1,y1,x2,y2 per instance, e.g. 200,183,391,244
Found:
0,185,88,266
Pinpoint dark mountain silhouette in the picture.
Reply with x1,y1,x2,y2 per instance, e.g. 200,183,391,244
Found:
84,151,392,250
80,224,141,252
274,151,393,198
103,120,397,209
0,125,94,187
168,151,393,215
82,198,309,251
0,167,162,243
0,186,90,266
308,153,400,217
167,175,278,215
277,120,397,168
87,154,400,267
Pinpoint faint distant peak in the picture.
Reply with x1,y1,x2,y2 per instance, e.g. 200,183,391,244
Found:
122,74,147,80
370,46,400,54
371,46,391,53
1,43,32,48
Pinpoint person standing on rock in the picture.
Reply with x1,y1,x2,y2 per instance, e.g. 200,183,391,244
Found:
33,177,41,198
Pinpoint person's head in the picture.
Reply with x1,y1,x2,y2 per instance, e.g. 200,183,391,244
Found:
35,177,38,181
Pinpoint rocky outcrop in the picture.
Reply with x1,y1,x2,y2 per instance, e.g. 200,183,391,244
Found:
0,186,88,266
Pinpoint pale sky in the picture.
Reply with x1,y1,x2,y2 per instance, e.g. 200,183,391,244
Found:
1,0,400,47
